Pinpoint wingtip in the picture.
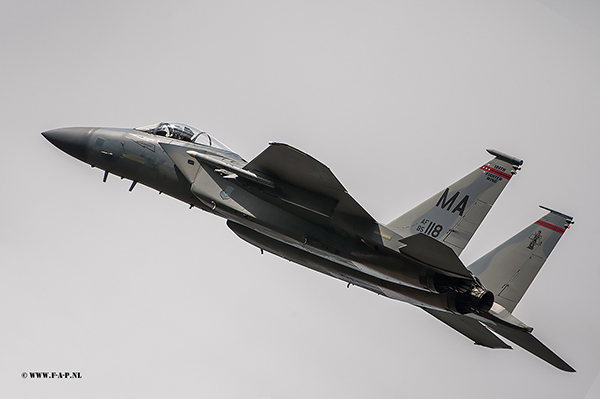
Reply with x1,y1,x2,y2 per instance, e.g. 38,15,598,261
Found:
558,362,576,373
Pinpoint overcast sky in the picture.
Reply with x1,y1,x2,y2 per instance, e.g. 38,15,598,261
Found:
1,1,599,398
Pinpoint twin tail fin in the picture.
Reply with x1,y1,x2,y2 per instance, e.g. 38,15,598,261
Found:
468,207,574,313
386,149,523,256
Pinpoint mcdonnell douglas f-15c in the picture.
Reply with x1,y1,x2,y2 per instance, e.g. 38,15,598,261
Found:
43,122,575,371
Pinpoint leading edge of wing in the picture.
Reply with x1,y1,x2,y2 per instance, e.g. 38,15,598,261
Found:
423,308,512,349
245,142,376,223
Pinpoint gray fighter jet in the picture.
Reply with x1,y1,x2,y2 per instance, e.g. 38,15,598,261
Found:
42,122,575,371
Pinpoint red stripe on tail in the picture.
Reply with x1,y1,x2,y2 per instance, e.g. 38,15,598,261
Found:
480,165,512,180
535,220,566,234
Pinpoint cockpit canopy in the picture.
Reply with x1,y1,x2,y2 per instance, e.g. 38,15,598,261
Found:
135,122,232,151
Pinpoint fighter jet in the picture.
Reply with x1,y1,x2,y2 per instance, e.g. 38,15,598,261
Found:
42,122,575,371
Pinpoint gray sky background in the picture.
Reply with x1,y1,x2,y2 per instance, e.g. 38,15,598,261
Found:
1,1,599,398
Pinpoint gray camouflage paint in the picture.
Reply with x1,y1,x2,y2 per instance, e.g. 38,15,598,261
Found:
469,209,573,312
41,123,574,371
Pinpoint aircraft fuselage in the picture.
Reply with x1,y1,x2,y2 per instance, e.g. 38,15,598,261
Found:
42,124,577,371
42,126,489,316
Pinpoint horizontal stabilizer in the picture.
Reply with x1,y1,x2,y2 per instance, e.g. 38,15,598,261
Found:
487,323,575,372
486,302,532,331
423,308,511,349
400,234,472,278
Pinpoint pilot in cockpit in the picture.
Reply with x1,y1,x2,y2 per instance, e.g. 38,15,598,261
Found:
155,124,171,137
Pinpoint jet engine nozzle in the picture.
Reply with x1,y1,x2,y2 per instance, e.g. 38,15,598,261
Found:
453,287,494,314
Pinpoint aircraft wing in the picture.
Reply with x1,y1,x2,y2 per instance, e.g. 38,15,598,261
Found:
245,142,377,227
161,141,376,231
423,308,512,349
245,143,345,197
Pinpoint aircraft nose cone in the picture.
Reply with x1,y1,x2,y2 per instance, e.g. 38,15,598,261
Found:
42,127,92,161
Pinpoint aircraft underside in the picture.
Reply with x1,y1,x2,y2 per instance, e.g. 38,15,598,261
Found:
42,122,575,372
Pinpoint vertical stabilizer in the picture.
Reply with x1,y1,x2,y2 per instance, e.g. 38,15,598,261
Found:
468,207,573,312
386,150,523,256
